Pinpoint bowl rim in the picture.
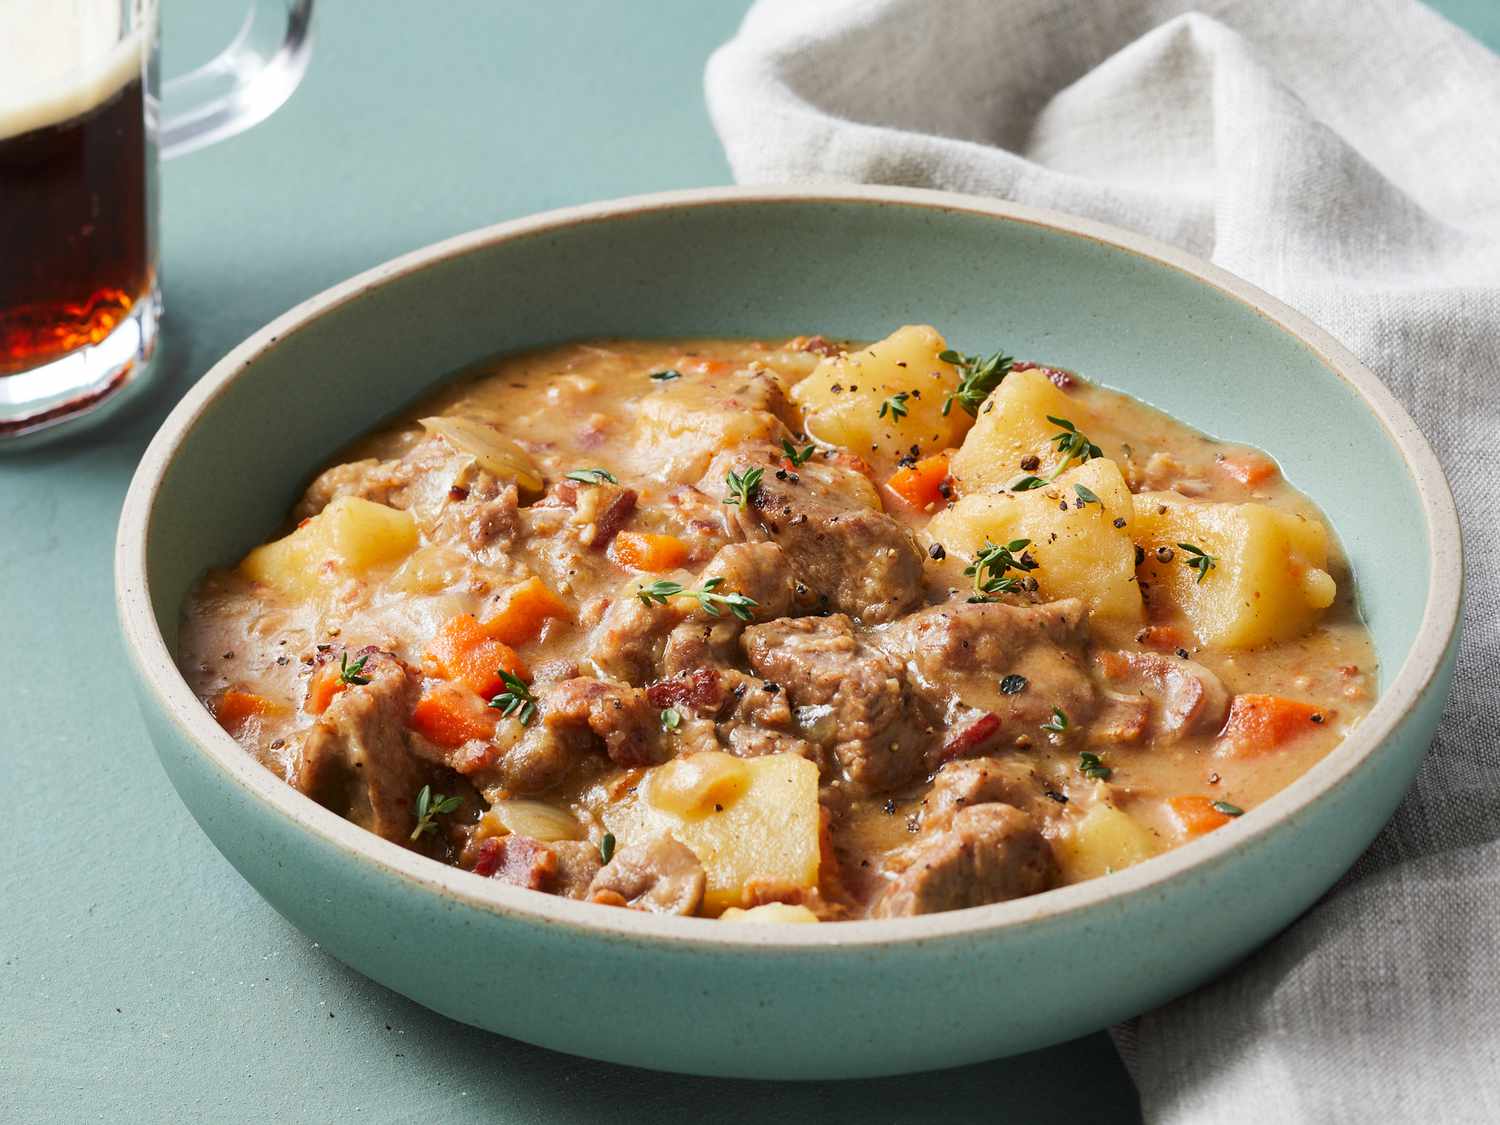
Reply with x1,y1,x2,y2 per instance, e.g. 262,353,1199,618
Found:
115,183,1463,951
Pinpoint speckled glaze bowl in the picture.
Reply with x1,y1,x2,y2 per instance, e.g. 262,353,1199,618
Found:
116,186,1462,1080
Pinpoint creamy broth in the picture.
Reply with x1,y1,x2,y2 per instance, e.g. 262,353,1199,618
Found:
182,332,1375,921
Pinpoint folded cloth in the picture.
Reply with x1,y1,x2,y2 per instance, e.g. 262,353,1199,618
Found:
708,2,1500,1120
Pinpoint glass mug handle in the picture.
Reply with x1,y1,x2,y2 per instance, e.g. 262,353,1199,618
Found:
159,0,315,160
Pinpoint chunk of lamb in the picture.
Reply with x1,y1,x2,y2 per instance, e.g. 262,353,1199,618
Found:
873,804,1057,917
588,835,706,915
587,541,797,685
544,676,669,767
465,719,595,799
550,839,605,899
1094,650,1230,741
706,446,925,624
883,599,1097,762
292,649,425,843
923,756,1056,828
658,541,799,676
742,614,931,793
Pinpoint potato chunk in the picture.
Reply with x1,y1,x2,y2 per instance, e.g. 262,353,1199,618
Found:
926,459,1143,621
791,325,970,461
1133,491,1335,648
1053,799,1158,882
633,368,789,482
948,369,1100,494
241,496,418,598
603,753,820,916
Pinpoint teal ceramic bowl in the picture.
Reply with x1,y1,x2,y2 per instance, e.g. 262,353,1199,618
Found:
116,186,1461,1080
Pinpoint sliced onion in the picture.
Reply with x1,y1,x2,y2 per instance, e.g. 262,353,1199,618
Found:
419,415,544,493
485,799,584,842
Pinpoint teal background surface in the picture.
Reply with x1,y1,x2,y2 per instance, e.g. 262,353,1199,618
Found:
3,2,1492,1120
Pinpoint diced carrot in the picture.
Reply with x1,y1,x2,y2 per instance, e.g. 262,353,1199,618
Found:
304,662,347,715
1218,693,1326,756
1217,451,1279,488
885,450,952,510
608,531,690,573
426,613,529,698
213,689,276,733
1167,795,1233,837
482,576,572,645
1136,624,1185,653
677,357,733,376
409,686,498,749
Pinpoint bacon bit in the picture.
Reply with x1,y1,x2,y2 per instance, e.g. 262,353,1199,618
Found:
577,413,611,449
448,485,470,501
296,516,313,529
590,488,638,548
471,835,557,889
645,666,723,710
789,334,843,357
936,711,1001,763
537,479,579,508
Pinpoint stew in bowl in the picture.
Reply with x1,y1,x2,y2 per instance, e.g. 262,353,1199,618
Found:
182,325,1373,922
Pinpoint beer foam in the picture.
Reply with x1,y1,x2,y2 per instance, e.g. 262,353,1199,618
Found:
0,0,149,141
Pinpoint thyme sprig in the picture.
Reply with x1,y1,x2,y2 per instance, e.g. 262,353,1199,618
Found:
1047,415,1103,472
566,468,618,485
636,577,758,622
1078,750,1112,780
338,651,371,686
879,392,910,421
1178,542,1218,584
940,348,1014,417
488,670,537,725
781,439,816,467
410,785,462,841
723,466,764,509
963,538,1036,602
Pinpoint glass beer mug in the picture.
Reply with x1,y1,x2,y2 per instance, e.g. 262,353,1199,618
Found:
0,0,314,442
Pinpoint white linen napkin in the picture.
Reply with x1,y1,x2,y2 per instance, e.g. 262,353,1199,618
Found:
707,2,1500,1119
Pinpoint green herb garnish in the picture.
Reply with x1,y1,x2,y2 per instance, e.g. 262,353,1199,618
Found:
338,651,371,686
661,707,682,732
940,348,1014,417
1078,750,1112,780
410,785,462,841
649,369,682,381
879,392,911,421
723,466,764,509
488,670,537,725
1178,542,1218,584
963,538,1036,602
635,577,758,622
1212,800,1244,817
1047,415,1103,473
566,468,618,485
1073,483,1101,508
1011,475,1050,492
599,832,617,864
1042,707,1071,735
781,438,816,467
999,674,1028,695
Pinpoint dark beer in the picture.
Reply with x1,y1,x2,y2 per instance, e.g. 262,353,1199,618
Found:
0,72,153,377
